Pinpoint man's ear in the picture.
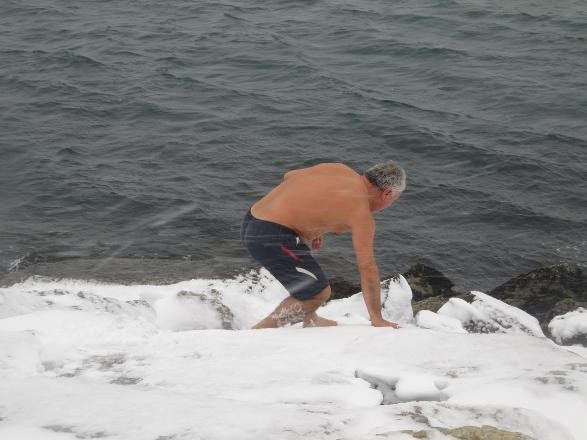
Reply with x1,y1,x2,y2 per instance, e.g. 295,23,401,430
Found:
382,188,393,199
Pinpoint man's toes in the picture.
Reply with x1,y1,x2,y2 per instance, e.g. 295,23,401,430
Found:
304,315,337,327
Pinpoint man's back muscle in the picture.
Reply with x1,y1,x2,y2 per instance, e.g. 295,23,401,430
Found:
251,163,369,240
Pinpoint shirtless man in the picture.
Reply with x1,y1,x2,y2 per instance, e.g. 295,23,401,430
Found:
240,161,406,329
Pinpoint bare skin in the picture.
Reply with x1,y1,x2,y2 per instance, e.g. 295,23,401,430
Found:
250,163,402,329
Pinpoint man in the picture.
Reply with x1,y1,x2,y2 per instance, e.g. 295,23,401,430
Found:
240,161,406,329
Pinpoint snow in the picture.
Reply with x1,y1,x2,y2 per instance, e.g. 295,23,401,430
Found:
1,271,586,440
415,310,467,334
438,292,544,337
549,308,587,345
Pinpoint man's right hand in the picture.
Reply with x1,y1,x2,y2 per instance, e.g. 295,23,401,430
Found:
371,318,401,329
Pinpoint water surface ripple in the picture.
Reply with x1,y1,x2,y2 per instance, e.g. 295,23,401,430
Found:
1,0,586,290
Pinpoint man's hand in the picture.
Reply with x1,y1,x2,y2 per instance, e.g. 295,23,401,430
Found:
311,235,324,250
371,317,401,329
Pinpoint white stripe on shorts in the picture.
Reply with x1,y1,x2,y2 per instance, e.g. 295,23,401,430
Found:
295,266,318,280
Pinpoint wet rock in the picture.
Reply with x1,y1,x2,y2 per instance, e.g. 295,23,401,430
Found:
402,425,530,439
547,298,583,325
328,277,360,301
489,264,587,330
401,263,461,301
399,263,464,314
412,296,452,314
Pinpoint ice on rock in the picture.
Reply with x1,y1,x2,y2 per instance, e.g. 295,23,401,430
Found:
470,291,544,337
154,290,234,331
355,369,448,404
321,274,414,325
438,292,544,337
415,310,467,334
382,275,414,324
437,297,492,329
549,308,587,346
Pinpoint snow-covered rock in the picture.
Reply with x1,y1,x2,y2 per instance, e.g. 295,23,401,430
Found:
549,308,587,346
154,290,235,331
382,275,414,324
415,310,467,334
355,369,448,403
321,274,414,325
438,292,544,337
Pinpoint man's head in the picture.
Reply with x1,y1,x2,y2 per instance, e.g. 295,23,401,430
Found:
364,160,406,212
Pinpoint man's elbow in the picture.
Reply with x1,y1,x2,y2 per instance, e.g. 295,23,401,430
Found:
357,259,378,276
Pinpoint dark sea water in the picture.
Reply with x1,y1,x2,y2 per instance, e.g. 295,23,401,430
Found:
1,0,586,291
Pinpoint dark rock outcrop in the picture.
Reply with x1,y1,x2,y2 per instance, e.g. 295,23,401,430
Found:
402,426,530,440
328,277,361,301
402,263,463,313
489,263,587,331
402,263,461,301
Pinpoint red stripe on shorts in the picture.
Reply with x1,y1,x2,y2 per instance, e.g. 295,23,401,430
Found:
280,245,301,262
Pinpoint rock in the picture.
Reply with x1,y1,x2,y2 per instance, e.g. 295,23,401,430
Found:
402,425,530,439
438,297,502,334
547,298,583,325
489,264,587,330
399,263,465,314
328,277,360,301
401,263,461,301
328,263,461,307
437,293,545,337
412,296,451,314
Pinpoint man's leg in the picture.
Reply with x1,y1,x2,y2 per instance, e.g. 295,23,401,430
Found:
251,286,337,329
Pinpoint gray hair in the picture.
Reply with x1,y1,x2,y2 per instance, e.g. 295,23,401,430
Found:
364,161,406,193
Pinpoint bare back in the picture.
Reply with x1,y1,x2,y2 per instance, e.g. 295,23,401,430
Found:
251,163,371,241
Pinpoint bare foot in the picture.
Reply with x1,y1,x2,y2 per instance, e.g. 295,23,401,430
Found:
303,314,338,328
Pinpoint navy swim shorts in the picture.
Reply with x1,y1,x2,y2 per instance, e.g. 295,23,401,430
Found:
240,209,328,300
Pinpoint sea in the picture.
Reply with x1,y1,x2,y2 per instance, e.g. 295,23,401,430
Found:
0,0,585,292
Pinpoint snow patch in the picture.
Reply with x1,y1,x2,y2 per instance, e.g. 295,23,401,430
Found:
549,308,587,346
415,310,467,334
355,369,449,404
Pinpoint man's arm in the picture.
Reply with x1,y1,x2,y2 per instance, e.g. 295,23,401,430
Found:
351,212,400,328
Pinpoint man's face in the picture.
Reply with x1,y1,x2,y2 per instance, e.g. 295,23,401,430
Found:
372,189,401,212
